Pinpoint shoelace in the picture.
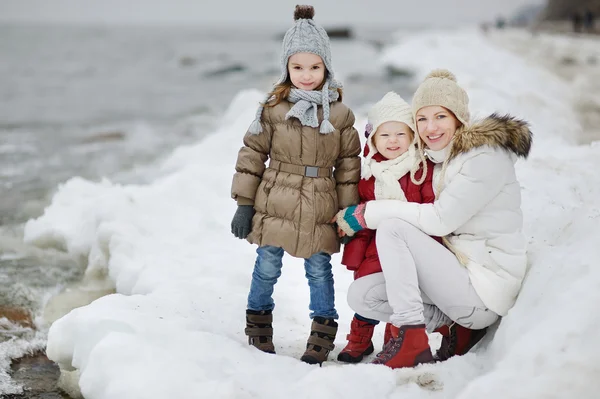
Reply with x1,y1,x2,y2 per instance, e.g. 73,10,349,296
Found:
447,326,458,355
436,324,458,361
373,334,404,363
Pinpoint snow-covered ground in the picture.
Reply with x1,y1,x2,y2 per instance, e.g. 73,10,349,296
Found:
487,28,600,145
21,28,600,398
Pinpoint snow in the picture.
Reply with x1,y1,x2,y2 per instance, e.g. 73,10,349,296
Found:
21,28,600,398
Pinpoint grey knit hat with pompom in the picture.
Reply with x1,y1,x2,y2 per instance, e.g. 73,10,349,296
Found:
248,5,339,135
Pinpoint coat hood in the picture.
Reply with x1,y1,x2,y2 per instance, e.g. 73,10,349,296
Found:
449,113,533,161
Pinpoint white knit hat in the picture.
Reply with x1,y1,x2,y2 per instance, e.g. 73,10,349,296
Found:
412,69,470,126
364,92,415,159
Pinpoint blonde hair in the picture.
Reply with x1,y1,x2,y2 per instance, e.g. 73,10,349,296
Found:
411,107,463,186
416,123,470,266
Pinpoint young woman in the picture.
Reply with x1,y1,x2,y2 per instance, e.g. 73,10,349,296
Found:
334,69,532,369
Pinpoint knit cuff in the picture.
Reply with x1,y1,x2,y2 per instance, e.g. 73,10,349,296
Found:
336,204,367,237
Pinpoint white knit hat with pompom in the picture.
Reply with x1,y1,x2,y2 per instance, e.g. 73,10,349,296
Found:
365,91,414,159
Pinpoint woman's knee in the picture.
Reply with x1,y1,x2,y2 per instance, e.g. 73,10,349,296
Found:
346,280,365,314
347,274,386,313
450,306,500,330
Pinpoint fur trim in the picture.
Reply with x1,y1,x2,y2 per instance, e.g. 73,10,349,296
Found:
294,5,314,20
449,113,532,161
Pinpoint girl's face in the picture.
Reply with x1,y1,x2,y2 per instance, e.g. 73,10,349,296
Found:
288,53,325,91
373,121,414,160
415,106,461,151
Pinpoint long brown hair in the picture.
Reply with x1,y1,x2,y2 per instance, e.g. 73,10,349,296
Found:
264,72,343,108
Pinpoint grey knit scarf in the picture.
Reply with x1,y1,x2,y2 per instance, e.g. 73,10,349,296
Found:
248,79,342,135
285,80,339,133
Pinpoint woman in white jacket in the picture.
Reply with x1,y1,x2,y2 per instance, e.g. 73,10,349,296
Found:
334,69,532,369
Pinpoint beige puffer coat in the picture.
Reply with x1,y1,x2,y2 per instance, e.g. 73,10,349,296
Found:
231,99,361,259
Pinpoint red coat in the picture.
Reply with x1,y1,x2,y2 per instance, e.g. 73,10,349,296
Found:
341,152,439,279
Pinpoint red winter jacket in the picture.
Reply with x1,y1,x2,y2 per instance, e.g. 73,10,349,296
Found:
341,151,440,279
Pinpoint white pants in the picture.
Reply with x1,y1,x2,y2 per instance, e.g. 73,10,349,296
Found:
347,219,499,332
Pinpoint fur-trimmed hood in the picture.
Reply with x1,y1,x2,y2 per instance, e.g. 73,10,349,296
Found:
449,113,532,161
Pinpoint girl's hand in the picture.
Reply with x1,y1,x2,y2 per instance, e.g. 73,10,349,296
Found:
329,214,346,237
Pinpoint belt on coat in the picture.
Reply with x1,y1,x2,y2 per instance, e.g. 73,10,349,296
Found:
268,159,333,178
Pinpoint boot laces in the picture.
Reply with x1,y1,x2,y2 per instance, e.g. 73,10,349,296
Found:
373,332,403,364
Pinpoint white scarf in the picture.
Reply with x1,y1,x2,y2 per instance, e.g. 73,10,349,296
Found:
424,146,451,164
362,148,417,200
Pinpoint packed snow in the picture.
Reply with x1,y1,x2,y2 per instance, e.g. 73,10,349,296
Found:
22,28,600,398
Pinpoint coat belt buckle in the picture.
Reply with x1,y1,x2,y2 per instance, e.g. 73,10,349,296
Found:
304,166,319,178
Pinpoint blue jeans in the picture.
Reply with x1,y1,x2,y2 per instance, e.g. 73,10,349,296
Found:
247,245,338,319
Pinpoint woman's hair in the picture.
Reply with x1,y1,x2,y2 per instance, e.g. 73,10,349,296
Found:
264,71,343,108
411,110,464,186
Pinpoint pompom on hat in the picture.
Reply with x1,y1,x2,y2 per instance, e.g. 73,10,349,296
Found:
277,5,335,87
411,69,470,127
248,5,340,135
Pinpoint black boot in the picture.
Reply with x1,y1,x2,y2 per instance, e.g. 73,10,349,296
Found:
245,310,275,354
301,317,338,365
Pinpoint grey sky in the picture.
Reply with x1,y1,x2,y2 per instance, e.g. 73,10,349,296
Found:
0,0,544,27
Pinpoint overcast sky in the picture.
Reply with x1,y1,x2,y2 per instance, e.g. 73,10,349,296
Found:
0,0,545,27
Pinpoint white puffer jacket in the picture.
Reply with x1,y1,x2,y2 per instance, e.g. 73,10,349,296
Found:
363,114,533,316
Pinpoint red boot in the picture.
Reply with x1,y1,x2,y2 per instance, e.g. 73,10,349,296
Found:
383,323,393,348
434,323,487,361
371,324,434,369
337,316,376,363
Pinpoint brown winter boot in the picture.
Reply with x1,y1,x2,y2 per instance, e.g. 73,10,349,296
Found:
337,316,376,363
300,317,338,365
245,309,275,354
371,324,434,369
434,323,487,361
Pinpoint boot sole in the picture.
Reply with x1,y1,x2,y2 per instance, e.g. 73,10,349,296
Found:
337,343,374,363
300,354,326,366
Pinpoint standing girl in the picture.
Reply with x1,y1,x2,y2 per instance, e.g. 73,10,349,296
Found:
230,5,361,365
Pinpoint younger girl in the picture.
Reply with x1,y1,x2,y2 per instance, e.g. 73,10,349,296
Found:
230,5,361,365
335,92,437,363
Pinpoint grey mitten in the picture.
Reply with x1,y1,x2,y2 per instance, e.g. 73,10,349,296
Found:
231,205,255,239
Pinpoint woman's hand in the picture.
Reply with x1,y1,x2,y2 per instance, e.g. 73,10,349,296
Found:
331,204,367,237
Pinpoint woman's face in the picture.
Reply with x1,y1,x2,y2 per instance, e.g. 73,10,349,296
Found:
288,53,325,91
415,106,461,151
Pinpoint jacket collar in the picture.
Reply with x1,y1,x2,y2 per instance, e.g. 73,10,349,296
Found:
425,147,451,164
448,113,532,161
